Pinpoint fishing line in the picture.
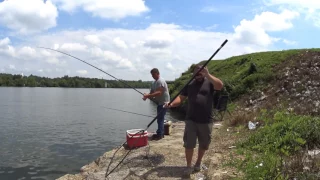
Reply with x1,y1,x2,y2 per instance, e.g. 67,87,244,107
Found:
101,106,172,121
45,103,156,118
101,106,154,118
105,39,228,177
37,46,158,105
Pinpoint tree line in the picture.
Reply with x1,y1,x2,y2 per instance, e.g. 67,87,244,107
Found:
0,73,153,88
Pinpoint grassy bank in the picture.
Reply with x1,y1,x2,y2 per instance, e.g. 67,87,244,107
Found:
225,110,320,180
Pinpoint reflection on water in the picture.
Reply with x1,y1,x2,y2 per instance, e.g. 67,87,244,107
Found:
0,166,66,180
0,87,184,180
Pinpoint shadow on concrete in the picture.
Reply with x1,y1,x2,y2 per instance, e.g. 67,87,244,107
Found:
126,166,192,180
128,153,165,167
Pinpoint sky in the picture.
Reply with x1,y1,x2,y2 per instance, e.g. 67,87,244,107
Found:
0,0,319,81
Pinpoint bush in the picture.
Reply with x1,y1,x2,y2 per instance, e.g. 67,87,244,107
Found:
240,112,320,155
228,111,320,179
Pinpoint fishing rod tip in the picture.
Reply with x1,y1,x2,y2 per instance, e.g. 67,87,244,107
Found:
222,39,228,46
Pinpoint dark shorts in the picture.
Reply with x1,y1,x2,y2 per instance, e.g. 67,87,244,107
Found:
183,120,213,150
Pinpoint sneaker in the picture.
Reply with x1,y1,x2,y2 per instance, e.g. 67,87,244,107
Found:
194,163,201,172
152,134,164,140
182,166,193,178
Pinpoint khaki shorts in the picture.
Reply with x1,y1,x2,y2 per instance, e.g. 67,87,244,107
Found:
183,120,213,150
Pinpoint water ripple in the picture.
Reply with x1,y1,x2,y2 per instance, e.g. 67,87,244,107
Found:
0,87,183,179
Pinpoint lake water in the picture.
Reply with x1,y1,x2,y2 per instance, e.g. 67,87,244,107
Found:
0,87,184,180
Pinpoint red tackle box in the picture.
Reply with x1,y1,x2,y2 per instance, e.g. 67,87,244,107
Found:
126,129,148,148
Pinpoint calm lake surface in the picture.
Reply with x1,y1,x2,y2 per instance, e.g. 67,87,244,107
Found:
0,87,184,180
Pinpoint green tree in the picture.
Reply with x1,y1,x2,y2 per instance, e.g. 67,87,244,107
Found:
27,77,36,87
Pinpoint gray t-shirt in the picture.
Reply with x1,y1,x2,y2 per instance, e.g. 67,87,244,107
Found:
150,77,170,105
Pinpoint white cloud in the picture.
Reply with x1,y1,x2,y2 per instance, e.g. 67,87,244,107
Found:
77,70,88,75
257,10,299,31
89,47,134,69
9,64,15,70
205,25,219,30
143,31,174,49
18,46,36,58
165,62,184,79
113,37,128,49
46,58,60,65
0,37,10,47
95,49,122,62
201,5,243,13
0,0,58,34
0,37,16,57
147,23,181,30
283,39,297,45
265,0,320,27
40,50,52,57
54,44,60,50
117,59,134,69
85,35,100,45
166,62,174,71
233,9,299,47
46,57,67,66
60,43,87,52
266,0,320,10
52,0,149,20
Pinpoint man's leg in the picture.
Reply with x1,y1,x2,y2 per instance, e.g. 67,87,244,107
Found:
195,148,206,167
194,122,213,171
155,105,166,138
183,120,197,167
185,148,194,167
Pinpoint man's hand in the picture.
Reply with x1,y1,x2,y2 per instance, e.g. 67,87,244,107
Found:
163,102,171,108
200,66,210,77
143,88,163,101
142,93,149,101
200,66,224,90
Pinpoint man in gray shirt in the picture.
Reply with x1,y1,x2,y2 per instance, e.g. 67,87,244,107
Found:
143,68,170,140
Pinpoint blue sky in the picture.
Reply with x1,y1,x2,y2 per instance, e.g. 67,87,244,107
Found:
0,0,318,80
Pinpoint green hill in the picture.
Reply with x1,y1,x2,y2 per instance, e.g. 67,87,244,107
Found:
168,48,320,179
169,48,320,114
170,48,318,100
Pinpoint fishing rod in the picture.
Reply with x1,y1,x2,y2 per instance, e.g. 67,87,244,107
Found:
101,106,154,118
104,39,229,177
37,46,158,105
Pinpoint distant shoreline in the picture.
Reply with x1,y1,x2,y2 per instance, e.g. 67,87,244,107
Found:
0,73,175,89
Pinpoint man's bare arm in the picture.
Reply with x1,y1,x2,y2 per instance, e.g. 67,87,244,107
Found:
201,67,223,90
145,87,164,98
166,95,187,108
205,73,223,90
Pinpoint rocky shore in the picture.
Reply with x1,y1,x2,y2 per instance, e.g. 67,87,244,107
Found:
57,120,235,180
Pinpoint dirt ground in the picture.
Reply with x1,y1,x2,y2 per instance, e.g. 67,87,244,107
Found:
57,117,242,180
